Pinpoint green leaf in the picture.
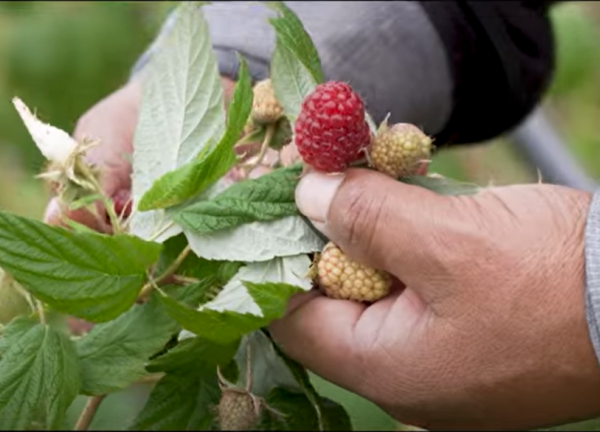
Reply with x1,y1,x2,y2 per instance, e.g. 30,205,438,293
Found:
0,211,162,323
401,174,481,196
265,1,324,84
137,57,253,211
128,372,221,431
147,336,239,375
130,1,226,241
195,256,311,318
155,233,242,283
173,164,302,235
269,331,353,431
257,387,323,430
75,295,179,396
157,281,303,344
0,318,81,429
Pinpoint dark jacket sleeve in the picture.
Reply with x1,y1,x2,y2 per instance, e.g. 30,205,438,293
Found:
421,1,558,146
132,1,559,147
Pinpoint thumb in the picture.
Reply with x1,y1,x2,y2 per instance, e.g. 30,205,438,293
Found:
295,168,473,289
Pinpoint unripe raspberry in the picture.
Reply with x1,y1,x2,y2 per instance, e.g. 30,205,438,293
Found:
314,242,392,303
251,79,284,124
217,388,261,431
294,81,371,173
369,121,433,179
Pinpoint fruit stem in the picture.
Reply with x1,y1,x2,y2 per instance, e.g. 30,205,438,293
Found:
240,123,276,176
36,300,46,326
76,159,122,234
149,220,175,242
74,395,106,431
138,245,192,301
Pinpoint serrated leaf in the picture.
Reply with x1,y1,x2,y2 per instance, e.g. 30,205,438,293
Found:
270,44,318,122
137,57,253,211
401,175,482,196
172,164,302,235
75,295,179,396
130,1,225,241
147,336,238,375
0,211,161,323
184,215,325,262
157,280,304,344
199,255,311,317
128,372,220,431
265,1,324,84
0,318,81,429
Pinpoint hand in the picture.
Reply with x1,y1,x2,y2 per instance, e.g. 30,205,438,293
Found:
270,168,600,430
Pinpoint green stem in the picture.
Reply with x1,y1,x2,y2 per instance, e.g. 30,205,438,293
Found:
138,245,192,300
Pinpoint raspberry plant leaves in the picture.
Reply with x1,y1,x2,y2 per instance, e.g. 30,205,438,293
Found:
183,215,325,262
233,331,353,431
129,335,239,431
75,294,180,396
0,317,81,430
258,387,343,431
130,1,225,241
128,372,221,431
172,164,302,235
195,255,311,318
146,335,239,375
0,211,161,323
137,56,253,211
266,1,324,84
157,280,303,344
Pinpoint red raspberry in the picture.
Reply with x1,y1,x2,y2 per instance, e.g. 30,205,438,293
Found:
294,81,371,173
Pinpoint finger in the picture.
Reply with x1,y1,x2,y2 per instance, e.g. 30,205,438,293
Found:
269,292,369,391
295,168,477,297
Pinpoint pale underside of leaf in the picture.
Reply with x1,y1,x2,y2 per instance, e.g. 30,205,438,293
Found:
199,255,312,317
183,215,325,262
130,1,225,240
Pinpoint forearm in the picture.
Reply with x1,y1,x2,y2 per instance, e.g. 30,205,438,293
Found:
132,1,557,145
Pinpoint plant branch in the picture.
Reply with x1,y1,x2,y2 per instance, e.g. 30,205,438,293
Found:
74,395,106,431
240,123,276,175
138,245,192,300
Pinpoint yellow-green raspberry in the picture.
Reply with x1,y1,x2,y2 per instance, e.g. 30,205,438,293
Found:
369,121,433,178
251,79,284,124
314,242,392,303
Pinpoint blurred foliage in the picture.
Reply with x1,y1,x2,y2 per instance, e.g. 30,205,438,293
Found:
0,1,600,430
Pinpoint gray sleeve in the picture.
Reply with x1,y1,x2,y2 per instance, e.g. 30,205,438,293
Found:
131,1,453,136
585,190,600,366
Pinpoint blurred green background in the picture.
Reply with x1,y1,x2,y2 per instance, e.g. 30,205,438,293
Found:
1,1,600,430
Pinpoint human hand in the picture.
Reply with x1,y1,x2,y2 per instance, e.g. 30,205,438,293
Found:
270,168,600,430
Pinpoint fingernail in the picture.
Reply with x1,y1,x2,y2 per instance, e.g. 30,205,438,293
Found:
295,172,345,226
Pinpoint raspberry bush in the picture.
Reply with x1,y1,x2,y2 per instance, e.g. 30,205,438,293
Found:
0,2,481,430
